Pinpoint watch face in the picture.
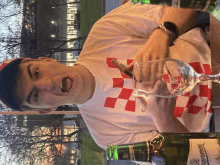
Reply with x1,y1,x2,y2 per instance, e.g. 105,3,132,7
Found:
164,22,173,29
163,22,178,37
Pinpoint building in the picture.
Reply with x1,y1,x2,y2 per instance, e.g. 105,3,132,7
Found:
20,0,81,63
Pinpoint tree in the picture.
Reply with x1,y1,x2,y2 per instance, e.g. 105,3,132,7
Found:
0,35,86,58
38,37,87,58
0,114,82,164
0,34,30,58
0,0,23,60
0,0,22,23
0,115,32,164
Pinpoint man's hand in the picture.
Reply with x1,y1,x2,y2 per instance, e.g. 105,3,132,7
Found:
136,80,175,117
135,80,189,132
127,29,170,88
126,7,197,88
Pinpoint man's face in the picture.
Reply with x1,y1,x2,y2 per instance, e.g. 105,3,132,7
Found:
15,59,84,111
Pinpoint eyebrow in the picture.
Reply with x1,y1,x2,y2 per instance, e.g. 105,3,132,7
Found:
27,64,33,79
27,64,33,104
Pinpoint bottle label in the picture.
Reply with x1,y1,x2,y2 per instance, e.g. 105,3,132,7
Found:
187,139,220,165
129,145,136,161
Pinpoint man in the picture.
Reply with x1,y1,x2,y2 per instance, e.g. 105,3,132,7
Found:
0,3,211,150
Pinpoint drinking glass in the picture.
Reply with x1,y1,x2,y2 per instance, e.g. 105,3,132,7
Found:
132,59,219,98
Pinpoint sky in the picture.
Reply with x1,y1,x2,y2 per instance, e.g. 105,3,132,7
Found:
0,0,23,62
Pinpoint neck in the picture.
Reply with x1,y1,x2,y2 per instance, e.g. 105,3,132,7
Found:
73,64,95,104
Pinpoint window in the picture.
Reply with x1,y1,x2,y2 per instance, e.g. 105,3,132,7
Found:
67,8,77,14
67,14,75,20
67,21,74,25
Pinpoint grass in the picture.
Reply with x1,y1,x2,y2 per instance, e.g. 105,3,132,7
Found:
81,132,106,165
78,0,104,46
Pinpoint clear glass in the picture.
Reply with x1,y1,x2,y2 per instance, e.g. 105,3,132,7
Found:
133,59,219,98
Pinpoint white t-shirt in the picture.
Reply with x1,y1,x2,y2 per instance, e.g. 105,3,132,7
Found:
75,3,212,150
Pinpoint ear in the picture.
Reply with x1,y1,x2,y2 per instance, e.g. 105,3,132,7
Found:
38,57,58,63
38,107,57,114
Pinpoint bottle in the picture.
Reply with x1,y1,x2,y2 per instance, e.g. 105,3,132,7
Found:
107,133,220,164
130,0,220,20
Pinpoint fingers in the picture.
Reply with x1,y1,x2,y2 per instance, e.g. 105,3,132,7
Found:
133,62,140,82
152,80,164,92
150,61,158,89
142,61,151,83
143,59,163,89
134,95,149,109
111,59,133,78
126,61,135,71
158,60,165,80
152,79,171,96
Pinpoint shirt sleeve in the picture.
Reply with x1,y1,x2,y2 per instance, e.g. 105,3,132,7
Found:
89,3,164,39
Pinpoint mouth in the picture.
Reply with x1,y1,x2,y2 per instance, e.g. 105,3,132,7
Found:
61,77,73,92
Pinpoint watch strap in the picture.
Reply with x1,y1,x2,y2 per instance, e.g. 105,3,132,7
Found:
154,22,178,46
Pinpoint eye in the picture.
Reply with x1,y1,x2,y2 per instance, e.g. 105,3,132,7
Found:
34,68,39,78
33,91,39,102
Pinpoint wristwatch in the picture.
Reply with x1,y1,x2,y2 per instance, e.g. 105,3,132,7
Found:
155,22,179,46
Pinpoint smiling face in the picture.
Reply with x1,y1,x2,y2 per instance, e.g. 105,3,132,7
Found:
14,58,93,112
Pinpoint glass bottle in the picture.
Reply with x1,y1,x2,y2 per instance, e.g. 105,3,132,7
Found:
130,0,220,20
107,133,220,165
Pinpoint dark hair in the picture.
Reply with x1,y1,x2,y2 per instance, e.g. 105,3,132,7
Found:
0,59,23,111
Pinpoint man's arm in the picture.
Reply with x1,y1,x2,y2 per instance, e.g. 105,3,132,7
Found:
160,6,198,36
151,111,189,132
143,7,196,132
137,95,189,132
127,7,198,70
126,7,199,97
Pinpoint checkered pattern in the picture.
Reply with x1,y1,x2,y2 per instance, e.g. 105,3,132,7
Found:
104,58,136,112
163,64,184,92
103,57,212,117
173,62,212,117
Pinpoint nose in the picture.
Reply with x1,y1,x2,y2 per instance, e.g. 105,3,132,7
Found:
34,78,52,91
